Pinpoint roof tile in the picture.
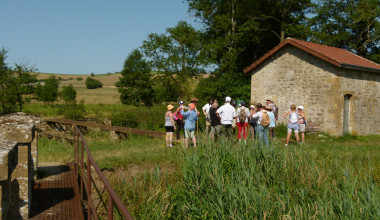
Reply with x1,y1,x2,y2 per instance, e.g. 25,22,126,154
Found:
244,38,380,73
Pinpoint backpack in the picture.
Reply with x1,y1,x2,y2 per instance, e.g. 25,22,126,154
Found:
173,113,179,121
238,107,247,123
290,112,298,124
261,111,271,127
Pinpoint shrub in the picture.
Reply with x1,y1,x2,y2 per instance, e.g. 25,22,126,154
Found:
275,122,288,138
111,111,139,128
57,99,85,120
59,83,76,103
77,77,83,81
35,75,59,105
86,77,103,89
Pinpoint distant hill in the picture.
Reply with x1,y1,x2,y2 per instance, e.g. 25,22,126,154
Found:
35,72,122,88
35,72,122,104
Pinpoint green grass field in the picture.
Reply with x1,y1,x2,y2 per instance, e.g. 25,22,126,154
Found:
28,73,380,218
38,129,380,219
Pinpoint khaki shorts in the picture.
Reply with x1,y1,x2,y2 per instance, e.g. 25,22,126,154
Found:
185,129,195,138
206,121,211,126
210,125,221,135
299,124,306,133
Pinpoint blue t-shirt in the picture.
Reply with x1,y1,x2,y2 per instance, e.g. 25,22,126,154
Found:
181,110,198,131
268,112,276,127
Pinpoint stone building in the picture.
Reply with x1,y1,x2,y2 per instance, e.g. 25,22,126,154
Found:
244,38,380,136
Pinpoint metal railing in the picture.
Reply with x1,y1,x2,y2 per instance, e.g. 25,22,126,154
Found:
73,125,134,220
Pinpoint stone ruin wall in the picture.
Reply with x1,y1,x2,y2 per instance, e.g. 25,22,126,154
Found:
250,45,380,135
0,113,39,219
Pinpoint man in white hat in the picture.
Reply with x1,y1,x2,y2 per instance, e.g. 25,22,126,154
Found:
297,106,307,143
216,96,236,141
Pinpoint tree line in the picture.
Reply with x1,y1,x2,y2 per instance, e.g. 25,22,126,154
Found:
116,0,379,106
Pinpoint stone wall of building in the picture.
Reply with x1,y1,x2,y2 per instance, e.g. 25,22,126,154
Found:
338,68,380,134
250,45,380,135
0,113,39,219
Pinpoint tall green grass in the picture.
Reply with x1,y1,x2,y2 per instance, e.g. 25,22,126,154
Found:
38,137,73,163
37,128,380,219
125,142,379,219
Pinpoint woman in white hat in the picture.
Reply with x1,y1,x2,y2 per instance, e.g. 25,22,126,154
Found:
165,104,176,147
249,105,258,140
297,106,307,143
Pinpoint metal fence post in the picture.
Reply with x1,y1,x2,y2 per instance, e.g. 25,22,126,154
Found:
87,158,91,220
108,194,114,220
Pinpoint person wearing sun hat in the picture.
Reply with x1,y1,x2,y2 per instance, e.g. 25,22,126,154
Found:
297,105,307,143
266,105,277,140
181,103,199,147
190,97,199,113
249,104,258,140
165,104,176,147
282,104,300,146
251,103,269,146
174,101,185,140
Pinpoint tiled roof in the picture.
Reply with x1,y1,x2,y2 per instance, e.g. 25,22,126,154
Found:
244,38,380,73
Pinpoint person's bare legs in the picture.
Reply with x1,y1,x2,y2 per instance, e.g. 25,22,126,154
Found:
169,132,173,146
301,133,305,142
192,137,197,147
166,133,170,146
286,132,291,146
295,133,300,143
184,138,189,148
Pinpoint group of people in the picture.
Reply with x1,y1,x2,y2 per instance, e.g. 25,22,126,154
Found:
164,96,307,147
165,98,200,147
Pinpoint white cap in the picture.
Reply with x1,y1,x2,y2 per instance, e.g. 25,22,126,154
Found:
250,105,255,109
225,96,231,102
297,105,304,110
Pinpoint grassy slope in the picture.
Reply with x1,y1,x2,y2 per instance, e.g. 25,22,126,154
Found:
35,72,122,104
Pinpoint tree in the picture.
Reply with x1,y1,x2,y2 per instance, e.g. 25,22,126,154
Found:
185,0,312,102
36,75,59,105
186,0,311,73
85,77,103,89
60,83,76,103
0,48,38,114
308,0,380,62
142,21,209,100
115,49,154,106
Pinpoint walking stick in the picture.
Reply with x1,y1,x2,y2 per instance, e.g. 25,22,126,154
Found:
197,120,198,137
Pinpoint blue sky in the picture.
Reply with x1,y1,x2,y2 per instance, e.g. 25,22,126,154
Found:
0,0,198,75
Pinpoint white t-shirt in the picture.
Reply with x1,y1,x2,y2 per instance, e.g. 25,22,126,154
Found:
251,110,267,125
216,103,236,125
202,103,211,114
236,106,250,123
